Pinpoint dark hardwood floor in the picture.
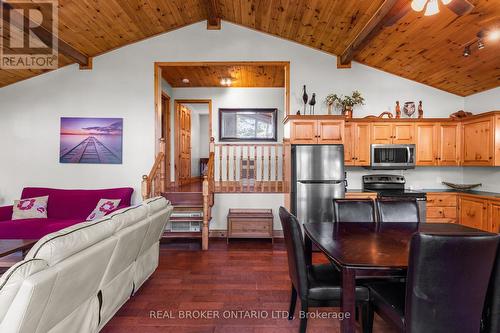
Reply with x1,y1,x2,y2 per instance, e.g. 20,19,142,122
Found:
103,239,397,333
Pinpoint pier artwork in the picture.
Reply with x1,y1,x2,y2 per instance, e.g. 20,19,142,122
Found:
60,136,121,164
59,117,123,164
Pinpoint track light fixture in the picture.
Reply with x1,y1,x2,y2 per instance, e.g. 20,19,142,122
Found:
463,45,471,57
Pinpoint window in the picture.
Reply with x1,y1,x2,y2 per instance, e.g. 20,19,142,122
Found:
219,108,278,142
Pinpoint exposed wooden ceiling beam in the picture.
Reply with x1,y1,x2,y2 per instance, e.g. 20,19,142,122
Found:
206,0,221,30
2,1,92,69
338,0,408,67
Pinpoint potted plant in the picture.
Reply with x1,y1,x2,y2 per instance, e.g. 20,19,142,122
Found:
325,90,365,118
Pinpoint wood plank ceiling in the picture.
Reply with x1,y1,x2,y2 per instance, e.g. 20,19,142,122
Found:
161,64,285,87
0,0,498,96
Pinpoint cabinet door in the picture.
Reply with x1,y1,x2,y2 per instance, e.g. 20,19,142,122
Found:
488,202,500,233
290,120,317,144
462,118,493,166
317,120,344,144
344,123,355,165
354,123,371,165
438,123,461,166
416,124,437,166
393,123,415,144
371,123,392,144
459,197,488,231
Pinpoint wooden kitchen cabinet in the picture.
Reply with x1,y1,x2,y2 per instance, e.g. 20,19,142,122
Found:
488,201,500,233
289,118,344,144
371,122,415,144
462,117,494,166
459,196,488,231
416,123,460,166
427,193,457,223
290,120,317,144
345,122,370,166
317,120,344,144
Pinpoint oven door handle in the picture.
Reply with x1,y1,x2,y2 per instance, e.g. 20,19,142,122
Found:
407,146,411,164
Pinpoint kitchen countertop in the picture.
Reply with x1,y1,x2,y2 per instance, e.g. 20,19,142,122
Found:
346,188,500,198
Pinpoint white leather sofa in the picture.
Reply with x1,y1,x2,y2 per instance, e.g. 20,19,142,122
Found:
0,196,172,333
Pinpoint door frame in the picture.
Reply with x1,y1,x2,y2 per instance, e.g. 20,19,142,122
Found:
161,92,171,187
174,99,212,186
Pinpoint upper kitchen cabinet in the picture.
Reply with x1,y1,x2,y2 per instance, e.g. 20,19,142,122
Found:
344,122,371,166
371,122,415,144
416,122,460,166
462,113,499,166
286,116,344,145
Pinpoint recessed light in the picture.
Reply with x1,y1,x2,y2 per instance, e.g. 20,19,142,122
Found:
488,30,500,41
182,78,190,84
220,78,232,86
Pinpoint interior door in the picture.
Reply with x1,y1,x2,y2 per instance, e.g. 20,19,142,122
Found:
179,105,191,184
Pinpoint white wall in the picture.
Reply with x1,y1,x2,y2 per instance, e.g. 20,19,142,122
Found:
0,20,480,228
464,87,500,114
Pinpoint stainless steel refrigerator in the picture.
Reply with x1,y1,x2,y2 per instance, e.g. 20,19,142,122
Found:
291,145,345,224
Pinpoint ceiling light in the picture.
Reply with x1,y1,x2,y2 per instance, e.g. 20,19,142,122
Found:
411,0,428,12
441,0,452,4
488,30,500,41
220,78,232,86
463,45,471,57
182,78,190,84
424,0,440,16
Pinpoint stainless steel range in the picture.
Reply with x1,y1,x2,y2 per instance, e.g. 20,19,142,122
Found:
362,174,426,221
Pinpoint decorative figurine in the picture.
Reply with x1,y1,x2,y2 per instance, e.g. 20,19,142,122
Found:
296,109,301,115
418,101,424,118
302,85,309,115
309,93,316,115
395,101,401,118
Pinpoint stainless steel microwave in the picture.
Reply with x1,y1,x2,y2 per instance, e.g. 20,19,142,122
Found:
370,144,416,170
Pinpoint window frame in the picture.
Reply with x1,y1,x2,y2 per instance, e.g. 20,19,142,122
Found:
218,108,278,142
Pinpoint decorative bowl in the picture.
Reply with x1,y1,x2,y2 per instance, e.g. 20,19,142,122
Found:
442,182,482,191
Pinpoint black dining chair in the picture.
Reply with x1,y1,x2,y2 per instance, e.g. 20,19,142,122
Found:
366,232,500,333
278,207,371,333
376,198,420,223
333,199,377,223
481,244,500,333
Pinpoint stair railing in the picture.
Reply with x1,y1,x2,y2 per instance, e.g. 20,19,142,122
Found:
201,140,215,250
142,138,167,200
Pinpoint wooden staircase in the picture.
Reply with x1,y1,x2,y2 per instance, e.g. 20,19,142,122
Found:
162,190,205,240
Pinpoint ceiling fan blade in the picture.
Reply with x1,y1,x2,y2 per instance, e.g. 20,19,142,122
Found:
447,0,475,16
383,0,412,27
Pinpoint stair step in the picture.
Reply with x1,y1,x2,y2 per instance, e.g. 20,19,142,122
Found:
162,192,203,206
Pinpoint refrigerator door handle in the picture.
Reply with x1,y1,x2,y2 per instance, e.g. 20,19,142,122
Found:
297,180,343,185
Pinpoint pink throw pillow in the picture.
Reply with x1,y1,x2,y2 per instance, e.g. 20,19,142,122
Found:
12,196,49,220
86,199,121,221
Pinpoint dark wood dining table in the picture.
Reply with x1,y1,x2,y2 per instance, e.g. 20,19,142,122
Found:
303,222,492,333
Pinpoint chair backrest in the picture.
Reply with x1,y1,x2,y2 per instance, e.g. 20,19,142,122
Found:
376,198,420,222
279,207,309,299
333,199,376,223
405,232,500,333
482,245,500,333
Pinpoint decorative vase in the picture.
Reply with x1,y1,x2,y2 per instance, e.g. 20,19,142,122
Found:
403,102,415,118
309,93,316,115
327,104,333,115
343,106,353,118
302,85,308,115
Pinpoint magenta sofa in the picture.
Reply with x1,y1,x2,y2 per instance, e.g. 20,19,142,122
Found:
0,187,133,239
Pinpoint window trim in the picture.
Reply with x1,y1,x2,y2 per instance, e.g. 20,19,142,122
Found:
218,108,278,142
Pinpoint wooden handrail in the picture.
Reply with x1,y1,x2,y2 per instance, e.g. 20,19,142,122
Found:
141,150,165,200
202,151,215,250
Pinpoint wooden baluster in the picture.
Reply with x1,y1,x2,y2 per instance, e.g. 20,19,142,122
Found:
261,146,265,192
247,146,250,192
233,146,237,192
141,175,149,200
268,146,271,192
239,147,243,192
159,138,166,193
219,145,223,190
275,144,279,192
226,145,230,192
254,145,257,192
282,145,286,192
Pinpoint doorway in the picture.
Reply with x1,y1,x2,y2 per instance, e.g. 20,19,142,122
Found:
160,92,171,187
174,99,212,186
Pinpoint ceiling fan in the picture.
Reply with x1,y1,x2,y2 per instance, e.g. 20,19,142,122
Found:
411,0,474,16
